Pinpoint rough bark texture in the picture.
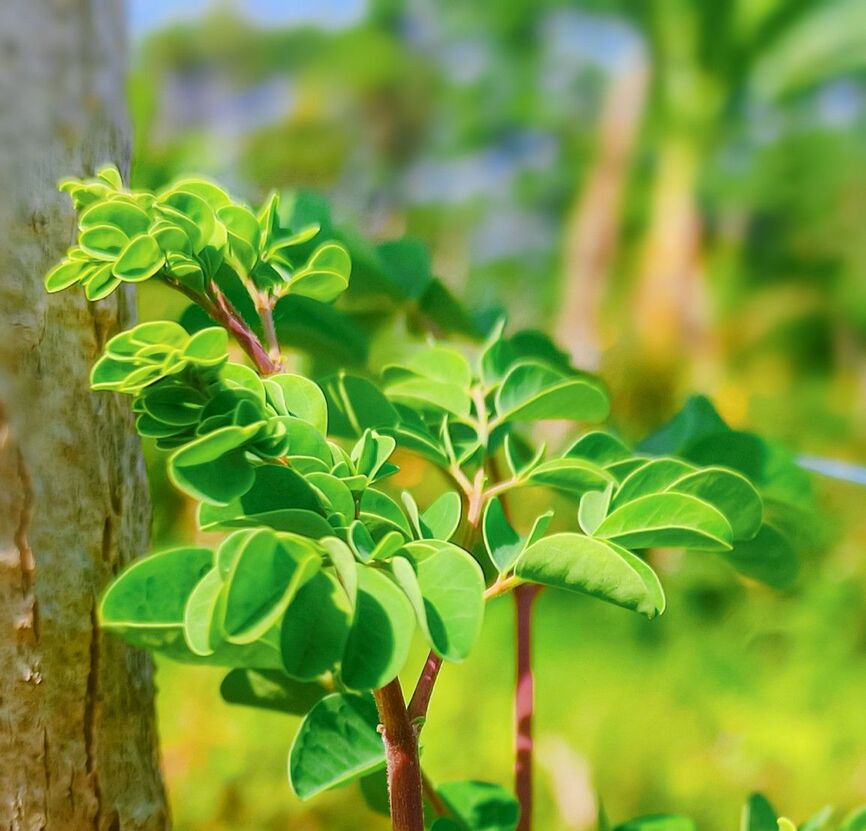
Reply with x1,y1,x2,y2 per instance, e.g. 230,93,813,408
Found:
0,2,169,829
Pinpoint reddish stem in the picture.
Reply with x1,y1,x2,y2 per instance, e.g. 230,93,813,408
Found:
408,651,444,723
211,289,280,375
514,583,540,831
374,679,425,831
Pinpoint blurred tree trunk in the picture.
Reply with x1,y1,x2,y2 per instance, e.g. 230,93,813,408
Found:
556,61,648,369
631,135,708,364
0,2,169,830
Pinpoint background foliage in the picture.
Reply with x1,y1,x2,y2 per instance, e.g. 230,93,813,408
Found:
124,1,866,829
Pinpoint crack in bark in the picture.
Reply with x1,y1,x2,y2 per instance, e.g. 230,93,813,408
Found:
13,446,34,595
84,599,104,829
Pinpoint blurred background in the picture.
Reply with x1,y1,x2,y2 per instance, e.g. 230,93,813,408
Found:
127,1,866,829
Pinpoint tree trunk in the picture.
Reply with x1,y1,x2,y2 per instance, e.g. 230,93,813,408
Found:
556,61,648,370
631,136,707,364
0,2,169,830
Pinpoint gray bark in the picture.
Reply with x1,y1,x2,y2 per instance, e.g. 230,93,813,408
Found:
0,2,169,829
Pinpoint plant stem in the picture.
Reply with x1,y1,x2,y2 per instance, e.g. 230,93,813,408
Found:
408,651,444,723
374,679,425,831
514,582,540,831
489,456,538,831
211,288,280,375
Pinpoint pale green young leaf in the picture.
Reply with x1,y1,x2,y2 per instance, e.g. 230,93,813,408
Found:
183,567,223,656
579,486,612,535
113,234,165,282
99,546,212,652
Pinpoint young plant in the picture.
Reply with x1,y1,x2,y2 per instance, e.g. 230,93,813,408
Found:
46,167,806,831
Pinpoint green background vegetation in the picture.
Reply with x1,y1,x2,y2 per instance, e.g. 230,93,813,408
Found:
127,2,866,828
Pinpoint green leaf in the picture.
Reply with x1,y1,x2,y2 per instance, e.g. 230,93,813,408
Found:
222,530,320,644
289,692,384,800
289,241,351,302
323,373,400,437
742,794,779,831
385,376,472,418
614,816,696,831
45,257,89,292
360,489,413,538
113,234,165,282
610,459,696,509
358,767,391,816
384,345,473,417
183,327,228,365
281,571,352,680
340,564,415,690
482,497,523,573
525,457,614,498
495,361,609,424
183,567,223,656
578,486,612,535
638,395,728,457
273,295,369,368
100,546,213,652
667,467,763,541
566,430,632,465
83,262,121,300
220,668,326,715
198,465,325,531
840,807,866,831
800,806,834,831
437,781,520,831
169,424,262,505
515,533,665,618
80,197,150,236
594,493,733,552
79,224,128,259
265,374,328,434
305,472,354,524
722,524,798,589
394,541,485,662
421,491,462,540
321,537,358,609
